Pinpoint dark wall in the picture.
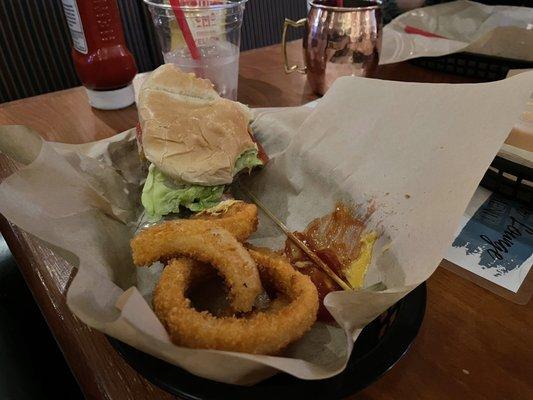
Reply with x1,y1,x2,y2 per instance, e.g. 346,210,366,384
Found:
0,0,307,103
0,0,79,103
242,0,306,51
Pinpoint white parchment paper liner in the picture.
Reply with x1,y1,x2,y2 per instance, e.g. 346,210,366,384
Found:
381,0,533,64
0,73,532,385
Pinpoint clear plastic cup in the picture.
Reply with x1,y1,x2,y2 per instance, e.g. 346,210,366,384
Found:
144,0,248,100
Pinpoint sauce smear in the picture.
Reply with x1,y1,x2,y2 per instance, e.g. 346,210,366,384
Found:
285,202,372,321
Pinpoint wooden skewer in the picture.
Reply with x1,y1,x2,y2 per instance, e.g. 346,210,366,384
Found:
238,185,354,291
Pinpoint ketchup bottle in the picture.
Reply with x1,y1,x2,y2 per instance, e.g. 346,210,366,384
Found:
61,0,137,110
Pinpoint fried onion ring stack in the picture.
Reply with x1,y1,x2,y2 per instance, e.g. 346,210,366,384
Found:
131,201,319,355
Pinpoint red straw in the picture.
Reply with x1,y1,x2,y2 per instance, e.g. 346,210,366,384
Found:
404,25,446,39
169,0,201,60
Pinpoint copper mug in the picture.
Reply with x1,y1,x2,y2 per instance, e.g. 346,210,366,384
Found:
282,0,382,95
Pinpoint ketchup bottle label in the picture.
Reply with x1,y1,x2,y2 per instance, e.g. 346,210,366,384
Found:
61,0,88,54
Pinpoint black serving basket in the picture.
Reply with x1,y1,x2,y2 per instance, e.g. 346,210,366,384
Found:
481,156,533,204
108,283,427,400
410,52,533,81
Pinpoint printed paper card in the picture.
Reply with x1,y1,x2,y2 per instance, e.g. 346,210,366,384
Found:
446,187,533,292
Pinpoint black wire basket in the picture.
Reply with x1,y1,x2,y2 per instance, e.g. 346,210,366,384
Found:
410,52,533,81
481,155,533,204
108,284,427,400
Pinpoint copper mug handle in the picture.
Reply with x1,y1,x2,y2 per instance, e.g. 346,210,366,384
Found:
282,18,307,74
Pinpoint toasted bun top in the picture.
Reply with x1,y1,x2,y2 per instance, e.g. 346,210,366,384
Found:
138,64,256,186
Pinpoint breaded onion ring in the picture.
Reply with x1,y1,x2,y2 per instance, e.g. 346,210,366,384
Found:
131,201,257,266
154,247,318,354
134,227,262,312
191,201,258,241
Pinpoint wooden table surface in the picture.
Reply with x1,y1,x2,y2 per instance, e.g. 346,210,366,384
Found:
0,41,531,400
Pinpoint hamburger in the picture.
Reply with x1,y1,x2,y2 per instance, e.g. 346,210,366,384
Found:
137,64,264,220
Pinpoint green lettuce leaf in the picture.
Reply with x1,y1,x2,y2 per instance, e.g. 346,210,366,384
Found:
234,149,263,174
141,164,224,220
141,150,262,220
